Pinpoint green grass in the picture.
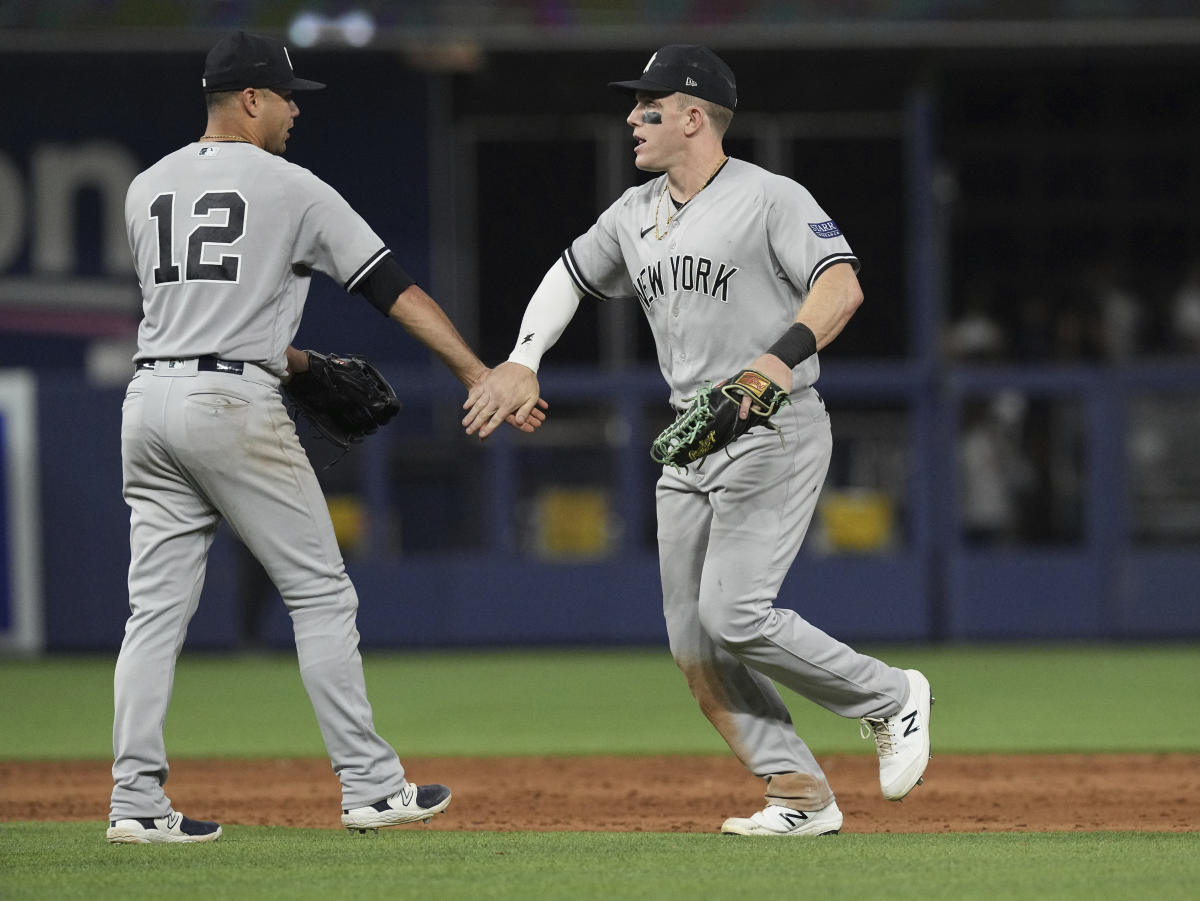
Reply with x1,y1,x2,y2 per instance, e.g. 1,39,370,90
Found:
1,643,1198,759
1,824,1198,901
2,645,1197,899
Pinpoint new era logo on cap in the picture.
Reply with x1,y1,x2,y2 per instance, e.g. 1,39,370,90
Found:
608,44,737,110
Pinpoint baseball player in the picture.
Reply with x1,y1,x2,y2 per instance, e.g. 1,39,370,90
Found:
108,31,543,843
464,45,932,835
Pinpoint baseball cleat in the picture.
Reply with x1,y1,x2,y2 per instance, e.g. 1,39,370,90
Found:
861,668,934,801
720,800,843,836
106,810,222,844
340,782,452,833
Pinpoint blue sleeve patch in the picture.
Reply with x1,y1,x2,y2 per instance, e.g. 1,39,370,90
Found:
808,220,842,238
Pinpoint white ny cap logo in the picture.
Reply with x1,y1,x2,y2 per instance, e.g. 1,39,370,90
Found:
643,51,657,73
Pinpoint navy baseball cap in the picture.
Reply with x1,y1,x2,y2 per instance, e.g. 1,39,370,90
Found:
609,45,736,110
202,31,326,93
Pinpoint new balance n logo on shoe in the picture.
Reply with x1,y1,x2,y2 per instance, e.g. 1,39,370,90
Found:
901,709,920,737
778,810,809,829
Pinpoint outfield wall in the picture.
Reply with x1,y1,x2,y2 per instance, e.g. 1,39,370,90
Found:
25,366,1200,651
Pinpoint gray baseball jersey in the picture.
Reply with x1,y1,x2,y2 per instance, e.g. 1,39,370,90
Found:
559,157,909,812
561,157,858,408
124,142,388,376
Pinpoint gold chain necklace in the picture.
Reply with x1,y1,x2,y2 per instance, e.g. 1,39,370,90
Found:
199,134,250,142
653,156,728,240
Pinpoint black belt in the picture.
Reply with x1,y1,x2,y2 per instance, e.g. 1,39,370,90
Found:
136,356,245,374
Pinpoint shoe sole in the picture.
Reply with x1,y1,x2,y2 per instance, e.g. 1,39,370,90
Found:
106,825,222,844
342,793,452,834
721,826,841,836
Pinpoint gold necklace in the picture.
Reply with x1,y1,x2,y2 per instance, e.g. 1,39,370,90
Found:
653,156,728,240
199,134,250,142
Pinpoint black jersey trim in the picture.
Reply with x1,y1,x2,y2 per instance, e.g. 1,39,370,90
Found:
561,248,607,300
344,246,392,293
808,253,859,291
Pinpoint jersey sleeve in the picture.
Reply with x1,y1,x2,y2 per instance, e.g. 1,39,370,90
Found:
765,177,860,293
283,167,391,290
561,189,639,300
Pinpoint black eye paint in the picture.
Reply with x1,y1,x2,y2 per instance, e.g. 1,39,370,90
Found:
642,110,662,125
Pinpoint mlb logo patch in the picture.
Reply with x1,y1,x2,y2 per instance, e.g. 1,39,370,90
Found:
198,146,220,156
808,220,842,238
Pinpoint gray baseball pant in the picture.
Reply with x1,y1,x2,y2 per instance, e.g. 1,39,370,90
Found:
111,360,405,820
656,387,910,810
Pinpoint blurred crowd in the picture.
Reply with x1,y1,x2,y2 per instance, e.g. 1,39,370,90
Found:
947,262,1200,548
956,391,1084,548
945,262,1200,364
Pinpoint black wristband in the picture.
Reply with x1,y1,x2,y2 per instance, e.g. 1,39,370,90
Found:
766,322,818,368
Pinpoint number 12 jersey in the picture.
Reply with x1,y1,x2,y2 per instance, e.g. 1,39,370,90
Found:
125,141,389,377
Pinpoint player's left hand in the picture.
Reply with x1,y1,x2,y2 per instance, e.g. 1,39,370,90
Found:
283,350,400,450
650,368,791,469
741,353,794,419
463,361,548,438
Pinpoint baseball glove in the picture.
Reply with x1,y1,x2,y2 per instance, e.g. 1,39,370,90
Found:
283,350,400,450
650,369,790,468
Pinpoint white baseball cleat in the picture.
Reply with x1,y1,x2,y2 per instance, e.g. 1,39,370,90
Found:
720,800,843,836
861,668,934,801
106,810,222,844
341,782,452,834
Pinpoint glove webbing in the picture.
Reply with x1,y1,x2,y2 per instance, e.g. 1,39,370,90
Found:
651,383,718,468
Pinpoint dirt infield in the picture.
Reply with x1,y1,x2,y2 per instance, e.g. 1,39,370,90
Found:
4,754,1197,833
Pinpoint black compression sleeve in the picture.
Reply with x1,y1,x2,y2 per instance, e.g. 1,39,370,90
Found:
766,322,818,368
353,254,415,316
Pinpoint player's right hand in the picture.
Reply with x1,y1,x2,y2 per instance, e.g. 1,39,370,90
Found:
463,361,547,438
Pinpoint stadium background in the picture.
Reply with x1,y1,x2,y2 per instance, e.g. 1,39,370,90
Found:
2,2,1200,654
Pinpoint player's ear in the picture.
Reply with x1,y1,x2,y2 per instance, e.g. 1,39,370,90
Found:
240,87,259,116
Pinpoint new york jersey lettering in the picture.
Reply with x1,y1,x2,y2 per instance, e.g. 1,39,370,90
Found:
668,254,738,303
633,260,666,309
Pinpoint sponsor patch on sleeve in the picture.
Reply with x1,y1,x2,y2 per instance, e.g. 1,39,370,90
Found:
808,220,842,238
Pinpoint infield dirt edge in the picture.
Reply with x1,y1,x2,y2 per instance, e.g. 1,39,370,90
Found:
4,752,1197,833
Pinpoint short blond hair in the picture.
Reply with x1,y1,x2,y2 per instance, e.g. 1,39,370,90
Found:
677,93,733,138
